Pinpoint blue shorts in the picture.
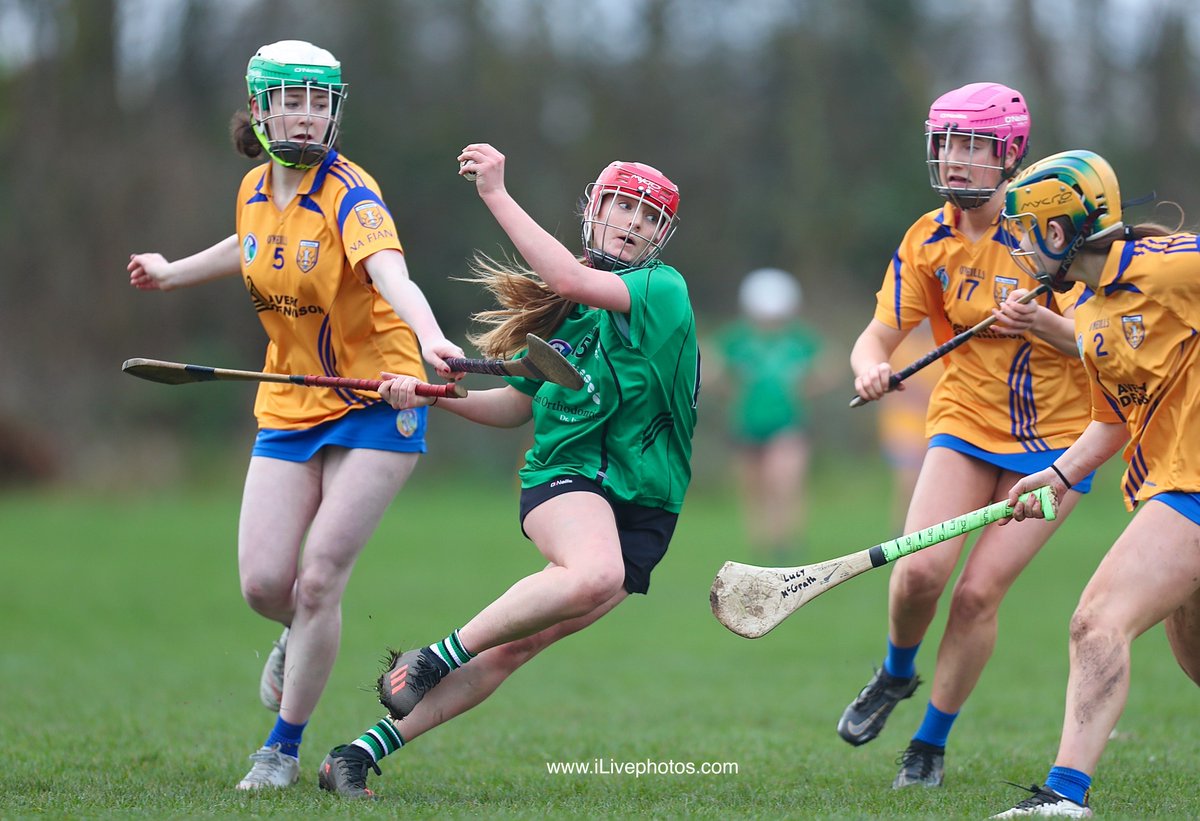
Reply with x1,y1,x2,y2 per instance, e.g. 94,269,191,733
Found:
1148,491,1200,526
929,433,1095,494
252,403,428,463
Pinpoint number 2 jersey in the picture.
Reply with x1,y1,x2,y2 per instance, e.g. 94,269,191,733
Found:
504,261,699,513
235,151,425,430
874,204,1091,453
1071,234,1200,509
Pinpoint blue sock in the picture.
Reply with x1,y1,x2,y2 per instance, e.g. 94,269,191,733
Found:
1045,765,1091,806
883,638,920,679
265,716,307,758
912,701,958,748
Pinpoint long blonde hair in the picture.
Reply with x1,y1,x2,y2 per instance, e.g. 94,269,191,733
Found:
462,252,578,359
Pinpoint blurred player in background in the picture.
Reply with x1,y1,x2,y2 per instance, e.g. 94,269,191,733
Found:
992,151,1200,818
127,40,463,789
877,320,941,534
317,144,698,798
710,268,828,559
839,82,1095,789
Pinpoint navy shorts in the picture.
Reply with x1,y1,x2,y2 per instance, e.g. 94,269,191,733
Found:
518,476,677,595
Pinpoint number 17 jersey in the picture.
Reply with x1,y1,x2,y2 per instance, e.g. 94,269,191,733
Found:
874,204,1091,453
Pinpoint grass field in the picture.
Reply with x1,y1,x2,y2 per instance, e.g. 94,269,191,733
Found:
2,459,1197,819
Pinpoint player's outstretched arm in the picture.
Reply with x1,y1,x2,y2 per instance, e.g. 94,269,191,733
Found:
128,234,241,291
365,249,465,378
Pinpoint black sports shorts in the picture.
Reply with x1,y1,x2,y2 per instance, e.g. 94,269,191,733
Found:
518,475,678,595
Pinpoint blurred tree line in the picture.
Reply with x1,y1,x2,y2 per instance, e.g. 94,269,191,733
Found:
1,0,1198,487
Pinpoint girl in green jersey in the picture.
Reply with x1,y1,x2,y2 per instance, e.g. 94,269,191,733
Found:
318,144,699,798
711,268,825,559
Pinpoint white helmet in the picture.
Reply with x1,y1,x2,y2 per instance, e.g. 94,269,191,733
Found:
738,268,802,321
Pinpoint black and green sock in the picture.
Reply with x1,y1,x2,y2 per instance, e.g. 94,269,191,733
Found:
351,718,404,763
427,628,476,671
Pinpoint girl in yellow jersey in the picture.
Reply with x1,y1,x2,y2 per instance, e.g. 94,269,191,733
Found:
992,151,1200,818
127,40,464,790
838,83,1094,789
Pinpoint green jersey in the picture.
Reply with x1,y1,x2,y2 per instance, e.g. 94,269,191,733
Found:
505,262,699,512
714,319,823,443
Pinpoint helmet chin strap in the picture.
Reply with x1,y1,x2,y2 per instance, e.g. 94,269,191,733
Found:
584,249,625,271
268,141,329,169
1036,206,1107,293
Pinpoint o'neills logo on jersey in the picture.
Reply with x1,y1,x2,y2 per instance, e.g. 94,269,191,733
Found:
1122,315,1145,349
354,200,385,230
245,276,327,318
297,240,320,273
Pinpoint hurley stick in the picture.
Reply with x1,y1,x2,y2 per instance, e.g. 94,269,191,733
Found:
710,486,1056,638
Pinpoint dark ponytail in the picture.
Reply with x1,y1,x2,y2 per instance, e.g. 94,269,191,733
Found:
230,109,264,160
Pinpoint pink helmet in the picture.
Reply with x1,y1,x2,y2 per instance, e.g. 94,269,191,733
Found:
925,82,1031,209
581,161,680,271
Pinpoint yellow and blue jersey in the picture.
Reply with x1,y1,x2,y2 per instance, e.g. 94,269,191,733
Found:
1071,234,1200,509
235,151,425,430
874,204,1091,453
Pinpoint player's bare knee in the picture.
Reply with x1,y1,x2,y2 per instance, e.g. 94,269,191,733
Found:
565,563,625,614
241,577,291,617
893,562,947,604
946,580,1001,625
1068,606,1123,657
293,569,340,613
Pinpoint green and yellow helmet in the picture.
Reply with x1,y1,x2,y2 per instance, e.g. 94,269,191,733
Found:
246,40,347,168
1002,150,1123,290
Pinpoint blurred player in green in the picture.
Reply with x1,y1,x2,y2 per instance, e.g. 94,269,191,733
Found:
710,268,826,559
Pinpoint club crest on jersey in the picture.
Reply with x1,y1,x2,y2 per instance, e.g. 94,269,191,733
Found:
297,240,320,273
935,267,949,291
1122,315,1145,349
354,201,385,230
548,338,573,357
395,409,420,438
243,233,259,265
994,276,1019,306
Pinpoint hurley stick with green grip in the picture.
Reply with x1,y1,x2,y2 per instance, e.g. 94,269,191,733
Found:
709,486,1056,638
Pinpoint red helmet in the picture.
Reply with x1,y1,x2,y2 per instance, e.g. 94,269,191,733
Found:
581,161,680,270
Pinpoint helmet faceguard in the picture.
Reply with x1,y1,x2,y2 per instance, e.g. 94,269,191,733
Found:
581,161,680,271
246,40,347,169
1001,150,1123,292
926,82,1031,210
